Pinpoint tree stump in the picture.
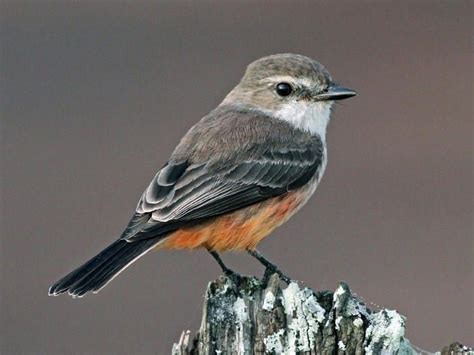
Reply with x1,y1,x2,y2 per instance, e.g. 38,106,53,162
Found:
172,274,472,354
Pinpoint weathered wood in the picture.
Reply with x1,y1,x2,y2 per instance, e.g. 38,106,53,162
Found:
172,274,472,354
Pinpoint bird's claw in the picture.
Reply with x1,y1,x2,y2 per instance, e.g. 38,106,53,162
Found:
262,265,291,285
223,269,243,285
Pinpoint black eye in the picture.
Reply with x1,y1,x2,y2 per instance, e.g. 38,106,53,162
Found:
276,82,293,97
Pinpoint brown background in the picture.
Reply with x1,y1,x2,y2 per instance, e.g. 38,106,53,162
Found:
1,1,472,354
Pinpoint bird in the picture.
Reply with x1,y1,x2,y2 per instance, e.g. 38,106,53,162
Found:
49,53,356,298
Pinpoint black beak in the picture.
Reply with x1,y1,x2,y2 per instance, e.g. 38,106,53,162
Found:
315,85,357,101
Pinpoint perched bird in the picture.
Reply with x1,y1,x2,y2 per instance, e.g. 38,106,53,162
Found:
49,53,356,298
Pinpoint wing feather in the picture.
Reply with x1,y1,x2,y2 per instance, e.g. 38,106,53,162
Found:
122,138,323,242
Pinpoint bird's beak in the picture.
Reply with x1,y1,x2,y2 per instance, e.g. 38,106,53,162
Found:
315,85,357,101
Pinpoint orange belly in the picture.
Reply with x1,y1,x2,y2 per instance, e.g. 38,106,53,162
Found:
158,190,307,252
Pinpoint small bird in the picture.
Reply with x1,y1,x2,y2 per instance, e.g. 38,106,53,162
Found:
49,53,356,297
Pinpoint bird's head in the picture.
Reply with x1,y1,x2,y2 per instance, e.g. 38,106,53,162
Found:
223,53,356,137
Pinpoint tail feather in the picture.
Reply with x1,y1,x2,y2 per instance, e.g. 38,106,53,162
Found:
49,238,160,297
49,240,123,295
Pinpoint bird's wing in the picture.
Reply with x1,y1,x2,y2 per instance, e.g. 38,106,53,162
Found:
121,141,323,242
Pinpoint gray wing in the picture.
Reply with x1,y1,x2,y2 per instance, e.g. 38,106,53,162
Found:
121,143,323,242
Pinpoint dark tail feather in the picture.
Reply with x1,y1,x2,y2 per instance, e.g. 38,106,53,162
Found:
48,238,160,298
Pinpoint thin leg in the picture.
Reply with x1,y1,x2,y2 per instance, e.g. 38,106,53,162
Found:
208,250,231,274
247,249,291,284
207,249,241,283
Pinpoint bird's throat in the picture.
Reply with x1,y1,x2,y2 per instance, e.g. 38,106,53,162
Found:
274,101,332,139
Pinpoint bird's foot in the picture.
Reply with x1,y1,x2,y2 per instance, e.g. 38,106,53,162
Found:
247,248,292,285
208,249,243,284
262,265,292,285
222,268,243,285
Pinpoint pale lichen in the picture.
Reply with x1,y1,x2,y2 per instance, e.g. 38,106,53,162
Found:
353,317,364,328
333,284,346,309
262,291,275,311
338,340,347,351
279,282,326,353
232,297,249,354
263,329,285,353
364,309,409,354
333,283,369,319
233,297,248,323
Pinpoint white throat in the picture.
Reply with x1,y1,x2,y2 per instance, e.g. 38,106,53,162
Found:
273,101,332,139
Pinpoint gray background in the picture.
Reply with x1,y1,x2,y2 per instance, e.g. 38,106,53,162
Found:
1,1,472,354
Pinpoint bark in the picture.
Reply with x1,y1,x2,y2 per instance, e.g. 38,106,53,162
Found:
172,274,472,355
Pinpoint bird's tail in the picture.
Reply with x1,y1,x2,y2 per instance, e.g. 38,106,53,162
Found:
48,238,160,298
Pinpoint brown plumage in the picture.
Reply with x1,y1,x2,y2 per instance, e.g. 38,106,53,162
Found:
48,53,356,298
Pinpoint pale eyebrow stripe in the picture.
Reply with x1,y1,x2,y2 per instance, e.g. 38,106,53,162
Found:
263,75,314,88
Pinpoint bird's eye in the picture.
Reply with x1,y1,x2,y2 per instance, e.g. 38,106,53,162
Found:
275,82,293,97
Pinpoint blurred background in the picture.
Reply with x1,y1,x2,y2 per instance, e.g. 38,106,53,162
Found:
1,1,472,354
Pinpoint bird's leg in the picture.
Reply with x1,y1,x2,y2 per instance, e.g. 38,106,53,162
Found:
247,249,291,284
207,249,242,283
